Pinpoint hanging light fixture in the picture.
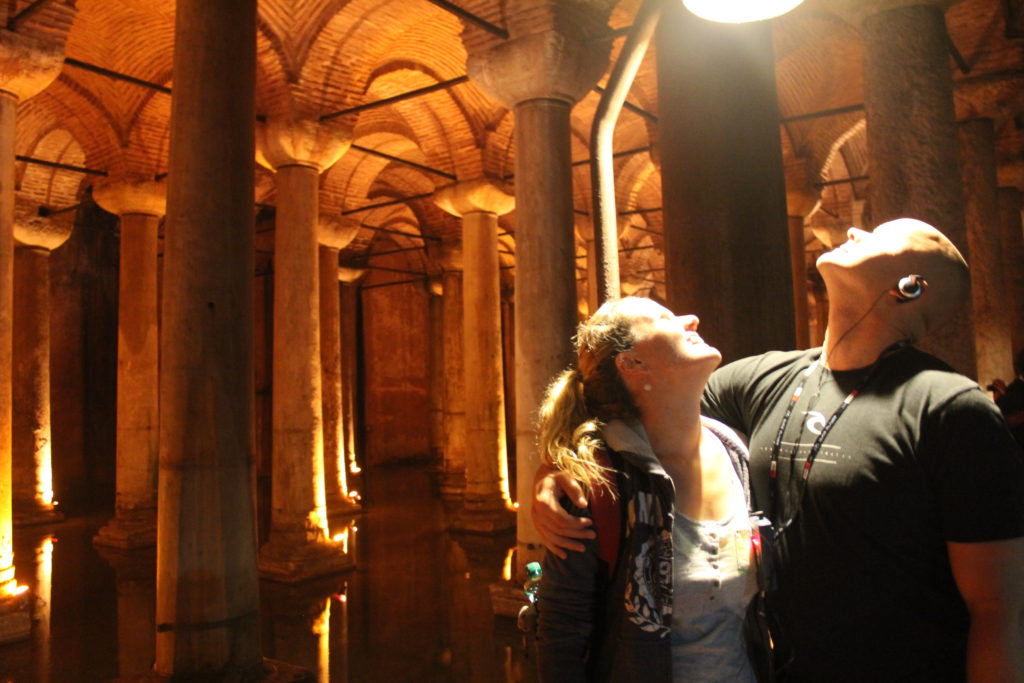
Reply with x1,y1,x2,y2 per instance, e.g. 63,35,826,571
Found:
683,0,804,23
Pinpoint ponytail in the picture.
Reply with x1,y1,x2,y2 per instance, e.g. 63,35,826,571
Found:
537,368,613,498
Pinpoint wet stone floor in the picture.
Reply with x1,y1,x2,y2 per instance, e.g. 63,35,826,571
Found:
0,466,539,682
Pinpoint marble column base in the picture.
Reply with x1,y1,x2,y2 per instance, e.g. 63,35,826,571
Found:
324,493,361,517
0,588,32,644
113,657,316,682
448,495,516,534
258,535,353,584
13,503,63,527
489,579,529,618
94,510,157,549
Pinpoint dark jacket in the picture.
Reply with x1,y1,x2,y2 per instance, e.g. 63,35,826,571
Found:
536,417,752,683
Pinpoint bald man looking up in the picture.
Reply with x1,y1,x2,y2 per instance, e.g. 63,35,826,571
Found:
533,219,1024,682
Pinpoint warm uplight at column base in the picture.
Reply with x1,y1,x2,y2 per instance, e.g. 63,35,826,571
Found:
0,584,31,644
13,502,62,527
683,0,804,23
258,536,354,584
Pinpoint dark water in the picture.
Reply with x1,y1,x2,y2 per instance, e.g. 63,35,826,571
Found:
0,466,537,682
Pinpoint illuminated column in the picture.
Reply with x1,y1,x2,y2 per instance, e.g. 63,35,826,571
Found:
436,241,466,501
318,216,359,517
255,115,353,581
656,3,794,361
92,180,166,548
427,276,444,469
469,25,608,563
12,210,71,525
0,27,66,644
998,188,1024,354
436,179,516,533
827,0,973,375
156,0,261,674
338,267,364,488
959,118,1012,385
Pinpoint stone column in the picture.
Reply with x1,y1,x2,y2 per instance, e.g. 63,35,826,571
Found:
960,119,1013,385
92,180,166,548
427,276,445,470
255,115,353,581
12,209,71,526
998,188,1024,354
786,168,819,350
156,0,261,675
436,241,466,501
318,216,359,518
656,4,794,362
338,267,364,490
827,0,974,375
468,27,608,564
436,179,516,533
0,27,65,644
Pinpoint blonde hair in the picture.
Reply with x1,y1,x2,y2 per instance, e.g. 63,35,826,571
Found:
537,298,643,497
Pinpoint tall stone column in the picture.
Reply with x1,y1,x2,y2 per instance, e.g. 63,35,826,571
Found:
338,267,364,490
255,115,353,581
436,179,516,533
468,28,609,562
436,241,466,501
318,216,359,518
92,180,166,548
156,0,261,675
427,276,445,470
12,209,71,526
998,188,1024,354
786,168,819,350
656,4,794,362
0,27,65,644
827,0,973,375
959,119,1012,385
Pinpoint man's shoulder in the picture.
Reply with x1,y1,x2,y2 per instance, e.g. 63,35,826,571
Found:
890,347,983,406
713,347,819,384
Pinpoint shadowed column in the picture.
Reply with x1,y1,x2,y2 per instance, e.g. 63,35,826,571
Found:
998,188,1024,354
436,241,466,501
827,0,974,375
92,179,166,549
156,0,262,674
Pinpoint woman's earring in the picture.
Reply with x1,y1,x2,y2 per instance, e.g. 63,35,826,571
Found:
643,383,652,392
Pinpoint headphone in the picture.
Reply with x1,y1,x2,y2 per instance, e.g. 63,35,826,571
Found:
891,274,927,303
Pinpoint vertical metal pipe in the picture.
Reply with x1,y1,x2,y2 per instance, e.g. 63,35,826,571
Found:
589,0,664,305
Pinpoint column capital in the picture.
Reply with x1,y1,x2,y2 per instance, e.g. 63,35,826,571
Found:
434,239,463,272
0,29,65,101
434,178,514,218
93,179,168,217
467,29,609,108
255,116,351,173
337,266,366,284
318,215,358,250
824,0,961,27
13,201,70,250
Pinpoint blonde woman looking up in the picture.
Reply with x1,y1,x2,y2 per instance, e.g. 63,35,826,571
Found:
535,296,758,683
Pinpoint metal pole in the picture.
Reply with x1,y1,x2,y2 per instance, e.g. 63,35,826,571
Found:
590,0,664,305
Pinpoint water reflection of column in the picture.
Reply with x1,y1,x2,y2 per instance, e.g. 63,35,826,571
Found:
33,536,53,679
95,546,156,678
447,534,515,681
262,578,341,681
331,583,350,683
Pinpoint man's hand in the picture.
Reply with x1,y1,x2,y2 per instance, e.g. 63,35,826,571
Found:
531,464,595,559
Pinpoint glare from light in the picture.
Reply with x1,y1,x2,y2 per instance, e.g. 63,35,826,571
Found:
683,0,804,23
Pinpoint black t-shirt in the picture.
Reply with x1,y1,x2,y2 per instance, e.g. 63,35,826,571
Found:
702,346,1024,682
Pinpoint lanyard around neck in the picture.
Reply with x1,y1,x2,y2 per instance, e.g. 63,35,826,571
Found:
767,343,905,531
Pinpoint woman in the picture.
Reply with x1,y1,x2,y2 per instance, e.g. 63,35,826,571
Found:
535,297,758,682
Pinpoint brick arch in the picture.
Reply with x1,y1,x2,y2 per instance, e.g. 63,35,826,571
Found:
17,87,122,175
482,109,514,181
17,126,88,210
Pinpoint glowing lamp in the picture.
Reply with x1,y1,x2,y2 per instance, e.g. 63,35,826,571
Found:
683,0,804,23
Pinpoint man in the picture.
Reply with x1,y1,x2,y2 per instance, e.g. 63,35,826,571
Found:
533,218,1024,682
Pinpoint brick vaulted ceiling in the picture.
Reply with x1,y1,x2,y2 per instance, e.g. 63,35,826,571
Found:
10,0,1024,286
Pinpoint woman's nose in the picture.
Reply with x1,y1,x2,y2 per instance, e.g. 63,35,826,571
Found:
847,227,867,242
681,315,699,331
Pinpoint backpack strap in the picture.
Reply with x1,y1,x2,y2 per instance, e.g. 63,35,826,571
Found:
591,448,622,580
